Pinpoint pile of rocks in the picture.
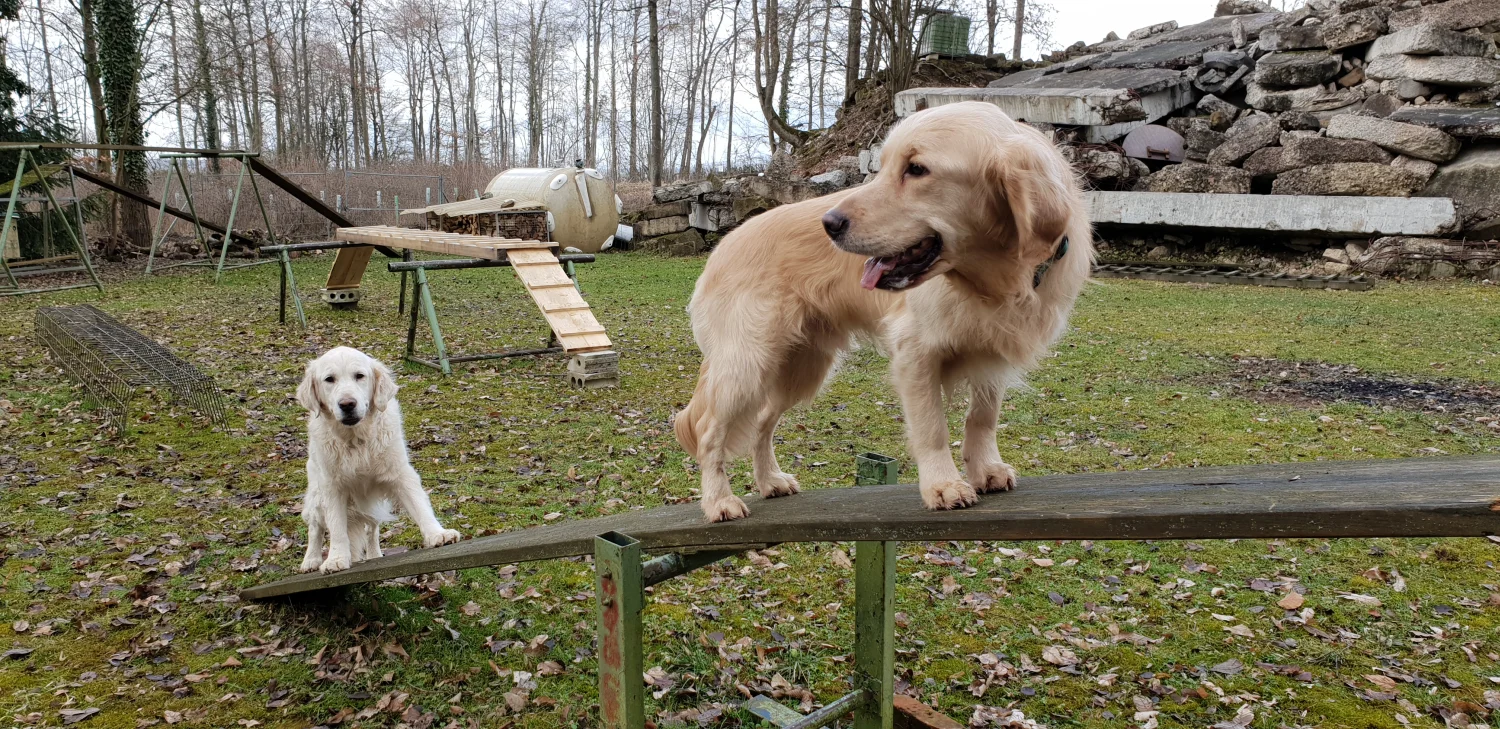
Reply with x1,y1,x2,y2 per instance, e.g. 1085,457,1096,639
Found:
624,154,865,256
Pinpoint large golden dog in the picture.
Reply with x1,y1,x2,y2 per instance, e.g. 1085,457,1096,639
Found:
674,101,1093,522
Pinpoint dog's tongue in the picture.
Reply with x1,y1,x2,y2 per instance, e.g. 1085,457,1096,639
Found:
861,257,896,290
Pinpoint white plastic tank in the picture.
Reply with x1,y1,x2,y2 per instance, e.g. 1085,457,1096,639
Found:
484,166,620,253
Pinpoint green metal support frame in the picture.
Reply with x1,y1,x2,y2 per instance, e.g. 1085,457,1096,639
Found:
594,455,904,729
213,153,281,282
146,156,212,274
394,255,596,375
0,147,104,297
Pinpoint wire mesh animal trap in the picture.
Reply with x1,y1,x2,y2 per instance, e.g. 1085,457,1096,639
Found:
35,305,229,434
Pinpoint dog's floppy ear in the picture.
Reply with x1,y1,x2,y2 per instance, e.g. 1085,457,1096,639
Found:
296,364,324,414
989,131,1076,259
370,358,399,411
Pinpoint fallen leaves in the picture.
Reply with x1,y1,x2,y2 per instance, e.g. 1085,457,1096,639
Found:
1277,591,1305,610
59,708,99,725
1338,592,1382,607
1040,645,1077,666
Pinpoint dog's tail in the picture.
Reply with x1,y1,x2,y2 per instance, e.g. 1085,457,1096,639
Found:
673,361,711,459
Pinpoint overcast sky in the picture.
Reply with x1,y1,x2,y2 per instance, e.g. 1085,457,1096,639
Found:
1037,0,1217,53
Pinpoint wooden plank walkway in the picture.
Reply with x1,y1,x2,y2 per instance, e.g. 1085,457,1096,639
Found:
243,456,1500,600
326,226,612,354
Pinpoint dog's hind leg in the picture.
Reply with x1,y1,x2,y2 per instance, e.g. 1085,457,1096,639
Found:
390,466,461,548
750,345,835,499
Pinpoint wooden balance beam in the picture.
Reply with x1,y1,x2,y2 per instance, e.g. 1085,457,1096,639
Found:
243,455,1500,729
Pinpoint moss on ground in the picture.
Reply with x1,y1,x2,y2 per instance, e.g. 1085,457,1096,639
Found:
1,253,1497,728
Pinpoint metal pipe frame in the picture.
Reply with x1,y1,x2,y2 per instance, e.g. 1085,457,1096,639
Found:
1,149,103,296
593,460,903,729
396,254,595,374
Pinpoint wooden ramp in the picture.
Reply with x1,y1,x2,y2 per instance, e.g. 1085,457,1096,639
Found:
328,226,611,354
243,456,1500,600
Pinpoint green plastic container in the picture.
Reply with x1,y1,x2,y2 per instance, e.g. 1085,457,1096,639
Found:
855,452,900,486
917,13,972,57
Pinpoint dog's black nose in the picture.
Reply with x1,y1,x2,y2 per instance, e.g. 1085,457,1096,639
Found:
822,210,850,240
338,399,356,413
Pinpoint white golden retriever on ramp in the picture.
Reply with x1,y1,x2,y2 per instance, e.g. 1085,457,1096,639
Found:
296,346,460,573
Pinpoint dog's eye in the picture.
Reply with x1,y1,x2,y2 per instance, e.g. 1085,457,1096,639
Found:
905,162,928,178
354,373,365,380
323,376,335,384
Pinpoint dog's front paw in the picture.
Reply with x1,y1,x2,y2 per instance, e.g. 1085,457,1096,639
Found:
920,479,978,510
969,459,1017,494
757,471,801,499
702,494,750,522
319,553,352,573
423,529,462,548
299,555,324,573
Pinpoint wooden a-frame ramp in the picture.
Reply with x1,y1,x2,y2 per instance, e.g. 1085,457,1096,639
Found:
330,225,612,354
244,456,1500,729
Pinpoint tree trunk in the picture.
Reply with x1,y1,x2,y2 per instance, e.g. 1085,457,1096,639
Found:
192,0,220,169
78,0,109,161
647,0,662,185
97,0,150,247
844,0,861,105
726,0,738,170
1011,0,1024,61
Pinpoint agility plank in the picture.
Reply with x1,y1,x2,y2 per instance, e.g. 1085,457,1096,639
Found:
242,455,1500,600
333,225,550,260
508,247,613,353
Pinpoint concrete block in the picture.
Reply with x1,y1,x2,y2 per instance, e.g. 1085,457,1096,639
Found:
1319,8,1387,50
1216,0,1274,15
1271,162,1428,196
1388,0,1500,32
1327,114,1460,161
1388,106,1500,138
1242,146,1300,177
1254,51,1344,87
894,69,1194,131
637,215,690,237
1367,23,1498,59
1258,25,1327,51
1084,190,1456,235
1144,162,1253,193
1207,114,1280,166
1421,144,1500,219
1281,135,1394,167
1365,54,1500,88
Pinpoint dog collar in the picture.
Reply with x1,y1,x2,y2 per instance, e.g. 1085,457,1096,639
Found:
1032,236,1069,288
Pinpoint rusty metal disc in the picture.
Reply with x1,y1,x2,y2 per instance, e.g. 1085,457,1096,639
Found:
1122,124,1185,163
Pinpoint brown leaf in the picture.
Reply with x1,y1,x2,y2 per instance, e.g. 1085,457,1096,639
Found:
1041,645,1077,666
1277,592,1305,610
460,601,481,617
1366,674,1398,692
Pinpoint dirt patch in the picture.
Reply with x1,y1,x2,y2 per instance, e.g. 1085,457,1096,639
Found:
1210,357,1500,418
795,58,1020,175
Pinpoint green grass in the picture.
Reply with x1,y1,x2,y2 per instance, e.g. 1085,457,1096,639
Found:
1,253,1498,728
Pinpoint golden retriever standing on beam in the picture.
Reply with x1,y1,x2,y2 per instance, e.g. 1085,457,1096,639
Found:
674,101,1093,522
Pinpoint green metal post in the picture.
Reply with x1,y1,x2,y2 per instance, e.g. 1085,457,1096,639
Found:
173,158,210,257
854,540,896,729
28,151,102,292
146,161,177,273
854,452,897,729
415,268,451,375
214,159,249,281
595,532,645,729
0,149,28,289
249,168,277,249
279,249,306,327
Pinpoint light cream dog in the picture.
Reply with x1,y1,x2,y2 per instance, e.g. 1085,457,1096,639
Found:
674,101,1093,522
296,346,460,573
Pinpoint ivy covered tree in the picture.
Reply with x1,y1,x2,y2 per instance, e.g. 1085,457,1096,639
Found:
96,0,151,246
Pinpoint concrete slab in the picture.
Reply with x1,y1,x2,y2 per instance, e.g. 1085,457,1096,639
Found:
1092,38,1234,69
1085,191,1457,235
896,69,1193,135
1387,106,1500,138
